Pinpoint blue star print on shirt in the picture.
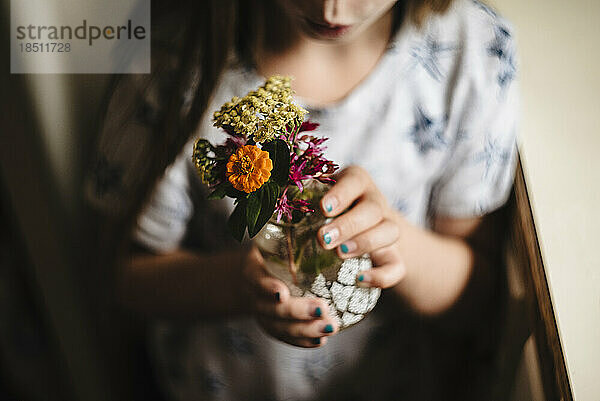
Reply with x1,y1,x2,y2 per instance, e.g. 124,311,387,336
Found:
497,52,516,91
393,198,409,214
473,135,513,179
487,24,516,91
409,35,456,81
408,107,448,154
488,24,512,60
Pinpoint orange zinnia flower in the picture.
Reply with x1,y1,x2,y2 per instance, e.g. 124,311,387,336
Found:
226,145,273,193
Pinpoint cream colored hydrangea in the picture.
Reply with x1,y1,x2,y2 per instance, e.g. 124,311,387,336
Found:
213,76,307,142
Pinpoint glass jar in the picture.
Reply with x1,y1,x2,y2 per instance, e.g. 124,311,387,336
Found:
254,212,381,329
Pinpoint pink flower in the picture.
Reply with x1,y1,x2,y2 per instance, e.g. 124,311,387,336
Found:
224,135,246,149
292,198,314,214
286,131,339,192
289,154,312,191
299,134,328,156
275,187,293,222
283,120,320,143
299,121,319,132
274,187,315,222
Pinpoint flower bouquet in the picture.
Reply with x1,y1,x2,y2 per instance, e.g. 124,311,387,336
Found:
193,76,380,328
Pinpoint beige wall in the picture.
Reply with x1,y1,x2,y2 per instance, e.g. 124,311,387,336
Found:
493,0,600,399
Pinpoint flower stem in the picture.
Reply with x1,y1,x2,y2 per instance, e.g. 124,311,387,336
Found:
286,225,298,285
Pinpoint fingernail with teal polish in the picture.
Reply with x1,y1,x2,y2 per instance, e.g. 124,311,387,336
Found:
275,292,280,302
340,244,349,254
312,337,321,345
314,307,322,317
324,197,337,213
323,232,332,245
323,324,334,333
358,274,364,282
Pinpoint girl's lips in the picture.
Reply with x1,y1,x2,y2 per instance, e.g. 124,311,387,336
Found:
304,19,352,39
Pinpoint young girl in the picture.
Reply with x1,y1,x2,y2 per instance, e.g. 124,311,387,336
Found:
88,0,518,399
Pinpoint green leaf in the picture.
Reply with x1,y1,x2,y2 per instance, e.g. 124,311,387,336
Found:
207,181,231,200
225,185,247,199
228,199,247,242
262,139,290,186
246,191,262,235
248,181,280,238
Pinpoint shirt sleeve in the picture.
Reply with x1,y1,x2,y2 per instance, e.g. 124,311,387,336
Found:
430,18,519,218
132,150,194,254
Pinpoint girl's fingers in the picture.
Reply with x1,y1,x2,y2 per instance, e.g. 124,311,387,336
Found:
287,336,328,348
320,166,372,217
265,317,338,339
244,247,329,321
318,198,383,249
257,320,330,348
335,218,400,258
254,294,329,321
357,262,406,289
296,336,328,348
243,247,290,301
249,266,290,301
357,245,407,289
246,247,337,348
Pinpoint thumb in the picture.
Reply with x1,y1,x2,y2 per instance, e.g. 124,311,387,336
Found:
358,245,406,288
244,247,291,302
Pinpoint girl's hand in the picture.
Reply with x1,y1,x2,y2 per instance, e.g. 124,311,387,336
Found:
241,247,338,348
318,166,407,288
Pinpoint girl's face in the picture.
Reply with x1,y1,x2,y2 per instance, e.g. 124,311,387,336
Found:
278,0,399,42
